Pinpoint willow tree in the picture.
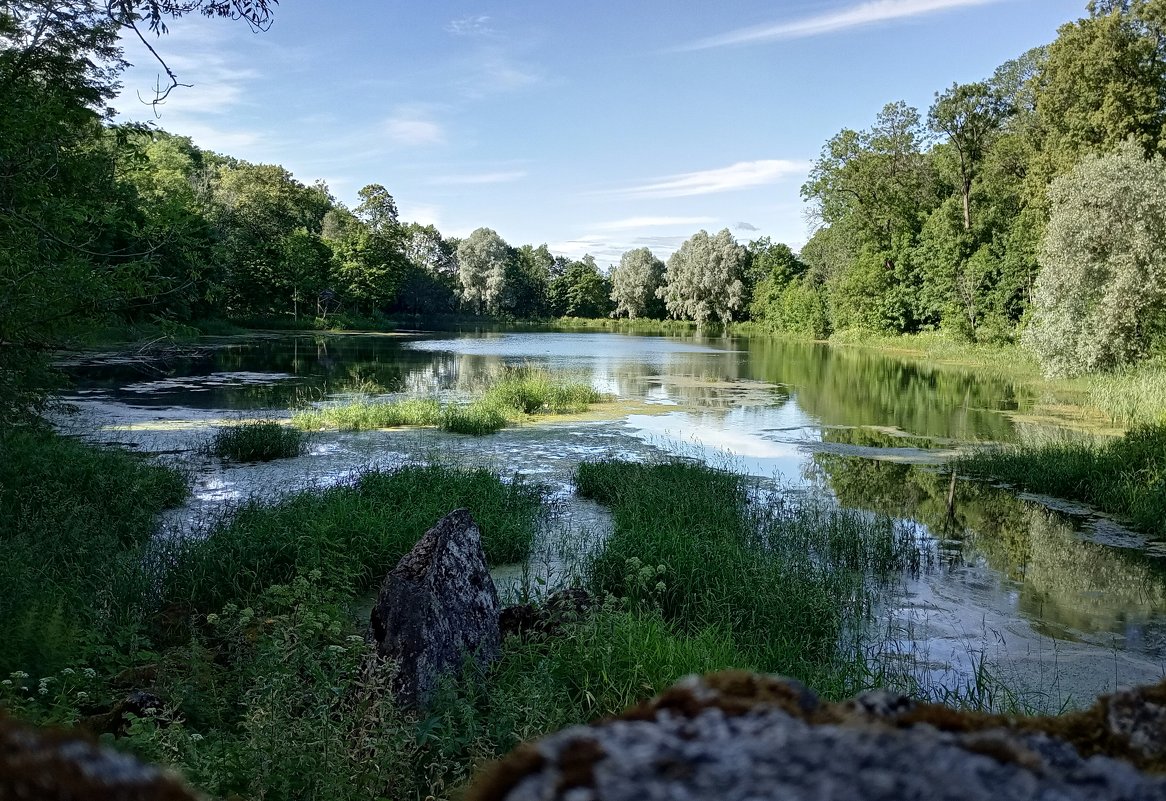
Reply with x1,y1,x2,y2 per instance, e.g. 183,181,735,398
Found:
610,247,664,319
658,229,746,325
456,227,511,315
1025,139,1166,376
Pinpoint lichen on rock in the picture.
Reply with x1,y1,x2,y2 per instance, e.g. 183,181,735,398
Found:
469,671,1166,801
368,508,502,708
0,714,199,801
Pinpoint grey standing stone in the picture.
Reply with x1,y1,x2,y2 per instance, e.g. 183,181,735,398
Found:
369,508,501,708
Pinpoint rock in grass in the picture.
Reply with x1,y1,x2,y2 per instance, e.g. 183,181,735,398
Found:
369,508,501,708
469,672,1166,801
0,714,198,800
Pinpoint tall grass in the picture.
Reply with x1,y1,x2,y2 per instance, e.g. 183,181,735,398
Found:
0,430,187,675
292,367,603,435
575,459,922,695
292,397,441,431
959,424,1166,536
203,421,306,461
1084,364,1166,425
158,465,545,617
483,365,601,414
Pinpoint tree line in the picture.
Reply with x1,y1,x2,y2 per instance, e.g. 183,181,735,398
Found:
775,0,1166,377
5,0,1166,426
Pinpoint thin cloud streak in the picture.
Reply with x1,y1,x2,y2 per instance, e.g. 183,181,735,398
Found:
430,170,528,186
608,160,810,199
384,109,446,146
589,216,716,231
683,0,1003,50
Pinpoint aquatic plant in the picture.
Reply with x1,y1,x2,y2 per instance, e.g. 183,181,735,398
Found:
483,366,602,414
292,368,604,435
158,464,545,617
292,397,441,431
959,424,1166,536
204,421,306,461
575,458,922,695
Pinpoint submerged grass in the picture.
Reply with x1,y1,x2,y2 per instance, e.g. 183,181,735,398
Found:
203,421,306,461
292,366,603,435
959,424,1166,537
576,459,921,695
159,465,545,616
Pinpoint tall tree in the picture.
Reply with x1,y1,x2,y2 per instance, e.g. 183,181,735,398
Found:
929,82,1008,231
802,102,935,253
1035,0,1166,177
1025,138,1166,376
658,230,746,325
610,247,665,319
456,228,511,315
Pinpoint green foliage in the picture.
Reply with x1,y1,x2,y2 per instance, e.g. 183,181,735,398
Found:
548,255,614,319
960,424,1166,536
203,421,306,462
457,228,513,315
293,397,442,431
610,248,665,320
158,465,545,615
0,430,187,675
293,369,602,436
483,365,602,414
575,459,920,692
438,400,510,435
1025,139,1166,375
659,229,747,325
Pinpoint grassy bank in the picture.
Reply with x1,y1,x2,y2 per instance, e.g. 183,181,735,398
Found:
159,465,545,617
0,436,1027,800
293,366,603,435
0,430,188,675
959,424,1166,537
576,459,922,695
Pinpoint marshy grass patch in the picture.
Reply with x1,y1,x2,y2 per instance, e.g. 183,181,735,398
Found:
158,463,547,617
203,420,307,461
575,458,924,696
292,396,441,431
0,429,188,675
291,367,605,435
439,399,510,435
483,365,603,415
959,423,1166,536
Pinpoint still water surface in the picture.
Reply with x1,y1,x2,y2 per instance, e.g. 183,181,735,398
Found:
60,330,1166,706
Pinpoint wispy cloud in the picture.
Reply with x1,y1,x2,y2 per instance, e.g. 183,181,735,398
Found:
683,0,1002,50
384,108,446,146
399,202,443,228
589,216,716,231
458,49,543,97
447,15,495,37
430,170,527,186
608,160,810,199
735,221,760,232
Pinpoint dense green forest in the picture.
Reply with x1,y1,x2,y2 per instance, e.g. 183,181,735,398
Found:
4,0,1166,425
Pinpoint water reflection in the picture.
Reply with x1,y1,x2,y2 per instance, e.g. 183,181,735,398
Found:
58,330,1166,703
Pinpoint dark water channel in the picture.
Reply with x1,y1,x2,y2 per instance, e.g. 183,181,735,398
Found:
58,330,1166,707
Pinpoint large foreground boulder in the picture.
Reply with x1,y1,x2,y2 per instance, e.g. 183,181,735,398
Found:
369,508,501,708
469,671,1166,801
0,714,198,801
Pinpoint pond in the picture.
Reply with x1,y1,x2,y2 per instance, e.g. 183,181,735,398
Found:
59,329,1166,708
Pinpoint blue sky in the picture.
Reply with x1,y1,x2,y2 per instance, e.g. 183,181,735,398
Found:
116,0,1085,265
